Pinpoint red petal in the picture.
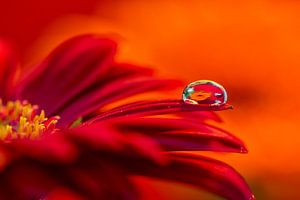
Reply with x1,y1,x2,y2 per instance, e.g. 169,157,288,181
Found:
5,161,59,199
110,63,154,78
0,40,18,101
168,153,255,200
46,187,86,200
66,123,124,151
14,35,116,116
178,111,223,123
87,100,232,124
67,122,166,164
151,130,246,153
124,133,167,165
8,133,78,164
53,63,156,117
0,145,12,172
114,152,254,200
66,159,138,199
107,117,246,153
58,78,180,127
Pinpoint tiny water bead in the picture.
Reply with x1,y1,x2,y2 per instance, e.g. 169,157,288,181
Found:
0,99,59,140
182,80,227,105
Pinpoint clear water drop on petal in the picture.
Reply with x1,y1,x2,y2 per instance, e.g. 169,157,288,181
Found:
182,80,228,105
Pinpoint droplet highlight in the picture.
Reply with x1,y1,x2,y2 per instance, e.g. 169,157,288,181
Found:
182,80,227,105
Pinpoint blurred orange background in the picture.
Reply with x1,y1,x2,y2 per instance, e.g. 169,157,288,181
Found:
1,0,299,199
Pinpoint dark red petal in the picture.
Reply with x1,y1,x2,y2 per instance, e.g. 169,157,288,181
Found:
109,63,154,78
52,63,156,117
0,180,14,199
151,130,246,153
46,187,86,200
67,123,166,164
123,133,167,165
58,78,180,127
107,117,246,153
169,153,255,200
7,133,78,164
0,40,18,101
0,145,12,172
66,123,124,151
14,35,116,115
87,100,232,124
114,152,254,200
5,161,59,199
108,117,212,132
65,158,139,200
178,111,223,123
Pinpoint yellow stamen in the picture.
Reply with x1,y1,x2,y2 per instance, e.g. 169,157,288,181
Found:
0,99,59,140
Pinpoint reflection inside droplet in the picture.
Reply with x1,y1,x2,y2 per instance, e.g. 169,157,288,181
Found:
182,80,227,105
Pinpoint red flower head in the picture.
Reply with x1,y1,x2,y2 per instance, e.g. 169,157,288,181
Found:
0,35,254,200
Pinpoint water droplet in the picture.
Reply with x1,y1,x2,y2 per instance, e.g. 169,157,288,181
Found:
182,80,227,105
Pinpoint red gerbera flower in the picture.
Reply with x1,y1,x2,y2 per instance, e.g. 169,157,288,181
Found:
0,35,254,200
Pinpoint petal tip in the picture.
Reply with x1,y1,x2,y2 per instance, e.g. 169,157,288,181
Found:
240,146,248,154
249,194,256,200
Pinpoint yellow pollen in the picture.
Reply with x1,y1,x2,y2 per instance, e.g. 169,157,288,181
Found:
0,99,60,140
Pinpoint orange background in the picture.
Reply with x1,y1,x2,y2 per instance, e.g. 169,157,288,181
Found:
1,1,300,199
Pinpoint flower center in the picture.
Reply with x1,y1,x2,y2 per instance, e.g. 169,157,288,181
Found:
0,99,59,140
